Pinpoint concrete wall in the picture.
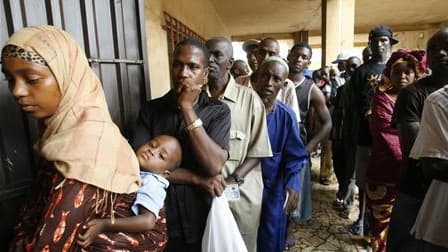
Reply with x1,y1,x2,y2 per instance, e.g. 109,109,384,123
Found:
394,29,439,50
144,0,229,99
144,0,170,99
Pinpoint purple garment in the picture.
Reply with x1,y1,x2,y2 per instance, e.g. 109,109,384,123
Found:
366,91,402,184
258,102,308,252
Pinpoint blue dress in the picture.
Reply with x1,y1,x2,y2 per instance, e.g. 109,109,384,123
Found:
257,102,309,252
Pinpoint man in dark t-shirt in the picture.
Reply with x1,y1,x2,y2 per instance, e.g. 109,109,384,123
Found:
332,56,361,218
131,38,231,252
347,25,397,236
392,77,441,198
387,28,448,252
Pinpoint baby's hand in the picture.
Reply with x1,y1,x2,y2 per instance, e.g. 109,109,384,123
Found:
77,219,106,248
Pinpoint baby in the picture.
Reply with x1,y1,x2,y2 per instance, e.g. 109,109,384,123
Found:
77,135,182,248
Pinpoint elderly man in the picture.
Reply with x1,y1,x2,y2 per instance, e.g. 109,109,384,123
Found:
252,56,308,252
235,38,301,125
206,37,272,252
131,38,231,252
259,38,302,123
388,27,448,251
347,25,397,236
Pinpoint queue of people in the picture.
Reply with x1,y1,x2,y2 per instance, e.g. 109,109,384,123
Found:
2,23,447,252
327,26,448,252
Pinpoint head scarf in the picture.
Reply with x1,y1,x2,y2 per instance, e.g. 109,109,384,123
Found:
1,44,46,65
379,49,427,91
2,25,140,193
383,49,427,79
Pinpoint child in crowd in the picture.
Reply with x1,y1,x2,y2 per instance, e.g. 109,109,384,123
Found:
77,135,182,248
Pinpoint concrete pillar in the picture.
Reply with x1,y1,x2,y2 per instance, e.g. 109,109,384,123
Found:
321,0,355,67
293,30,309,44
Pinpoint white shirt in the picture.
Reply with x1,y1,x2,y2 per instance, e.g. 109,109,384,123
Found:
410,85,448,160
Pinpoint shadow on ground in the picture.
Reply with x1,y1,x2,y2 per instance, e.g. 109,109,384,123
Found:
286,157,371,252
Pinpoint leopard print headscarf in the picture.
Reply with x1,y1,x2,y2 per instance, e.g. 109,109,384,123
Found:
1,44,46,65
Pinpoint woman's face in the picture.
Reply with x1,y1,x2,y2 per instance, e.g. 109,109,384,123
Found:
2,57,61,119
390,61,416,89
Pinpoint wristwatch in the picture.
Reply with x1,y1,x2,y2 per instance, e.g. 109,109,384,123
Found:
230,173,244,186
185,118,203,132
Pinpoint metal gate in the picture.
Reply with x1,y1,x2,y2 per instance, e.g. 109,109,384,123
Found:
0,0,150,246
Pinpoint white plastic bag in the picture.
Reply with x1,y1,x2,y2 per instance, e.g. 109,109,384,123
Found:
411,180,448,248
201,195,248,252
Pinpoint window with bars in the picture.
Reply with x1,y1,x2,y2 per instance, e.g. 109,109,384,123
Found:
162,12,205,60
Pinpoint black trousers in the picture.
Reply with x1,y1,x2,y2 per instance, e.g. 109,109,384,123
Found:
164,238,201,252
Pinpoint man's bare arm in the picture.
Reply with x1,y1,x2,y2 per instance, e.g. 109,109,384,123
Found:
169,168,227,197
177,80,228,177
226,158,260,184
181,106,228,176
306,86,332,153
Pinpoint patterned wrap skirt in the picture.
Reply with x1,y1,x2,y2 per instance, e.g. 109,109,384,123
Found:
10,165,167,252
365,182,396,252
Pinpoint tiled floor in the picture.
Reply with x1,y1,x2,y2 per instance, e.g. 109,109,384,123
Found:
286,157,371,252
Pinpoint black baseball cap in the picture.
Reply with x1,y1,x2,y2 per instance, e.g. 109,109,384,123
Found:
369,25,399,45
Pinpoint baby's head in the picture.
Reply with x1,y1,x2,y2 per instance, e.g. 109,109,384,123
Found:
136,135,182,177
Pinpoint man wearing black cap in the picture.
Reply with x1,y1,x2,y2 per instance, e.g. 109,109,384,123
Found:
346,25,397,237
